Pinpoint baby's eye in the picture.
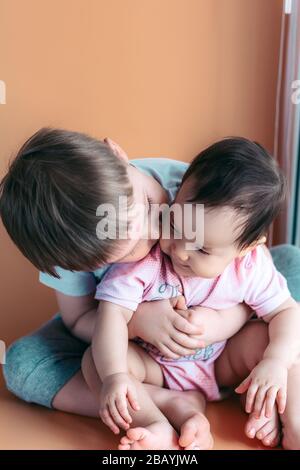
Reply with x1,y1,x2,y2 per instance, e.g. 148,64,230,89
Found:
170,220,180,235
147,196,154,211
198,248,209,255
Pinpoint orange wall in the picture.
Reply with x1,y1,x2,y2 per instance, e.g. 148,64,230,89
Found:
0,0,283,343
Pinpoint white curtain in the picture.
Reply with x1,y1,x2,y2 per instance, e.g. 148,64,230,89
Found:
272,0,300,245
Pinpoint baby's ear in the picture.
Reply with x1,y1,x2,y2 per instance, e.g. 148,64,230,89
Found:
238,236,267,258
104,138,129,163
256,235,267,246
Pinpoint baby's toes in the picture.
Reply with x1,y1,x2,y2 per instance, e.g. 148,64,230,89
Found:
256,421,275,441
119,435,134,446
179,423,197,448
184,443,200,450
118,444,131,450
185,434,214,450
262,429,280,448
179,413,212,450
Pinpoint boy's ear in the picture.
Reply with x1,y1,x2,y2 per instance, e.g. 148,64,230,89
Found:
104,138,129,163
238,236,267,258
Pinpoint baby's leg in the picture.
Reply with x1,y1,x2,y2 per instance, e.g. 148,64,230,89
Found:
82,344,179,450
279,362,300,449
215,321,280,447
126,343,212,449
145,385,213,450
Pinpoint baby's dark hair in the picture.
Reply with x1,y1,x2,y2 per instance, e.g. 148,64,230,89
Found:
0,128,133,276
182,137,286,248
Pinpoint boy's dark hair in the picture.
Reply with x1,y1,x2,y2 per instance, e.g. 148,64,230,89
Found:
182,137,286,248
0,128,133,276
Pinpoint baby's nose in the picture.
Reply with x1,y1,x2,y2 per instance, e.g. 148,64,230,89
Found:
172,243,189,262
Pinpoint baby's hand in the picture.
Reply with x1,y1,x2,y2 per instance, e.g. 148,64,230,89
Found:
235,358,288,418
132,296,205,360
99,373,140,434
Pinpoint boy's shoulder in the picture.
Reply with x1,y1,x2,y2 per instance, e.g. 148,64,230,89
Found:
131,157,188,174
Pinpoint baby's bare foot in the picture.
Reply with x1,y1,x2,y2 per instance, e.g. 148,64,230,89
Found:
118,420,180,450
179,412,213,450
245,406,280,447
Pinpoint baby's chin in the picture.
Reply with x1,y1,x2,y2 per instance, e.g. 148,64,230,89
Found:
171,261,195,278
172,262,218,279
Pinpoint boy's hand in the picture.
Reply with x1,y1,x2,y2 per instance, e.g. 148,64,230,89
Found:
99,373,140,434
235,358,288,418
129,296,205,359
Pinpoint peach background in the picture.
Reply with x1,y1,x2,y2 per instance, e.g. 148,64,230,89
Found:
0,0,283,346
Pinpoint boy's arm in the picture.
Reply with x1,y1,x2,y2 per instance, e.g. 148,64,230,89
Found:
56,290,155,343
56,291,205,356
57,291,132,377
56,291,98,342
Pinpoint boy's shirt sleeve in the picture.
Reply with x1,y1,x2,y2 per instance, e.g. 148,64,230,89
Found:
242,246,291,317
39,268,105,296
131,158,188,202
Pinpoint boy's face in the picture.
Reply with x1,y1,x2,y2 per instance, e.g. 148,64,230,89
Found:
160,177,248,279
99,139,167,266
103,163,167,265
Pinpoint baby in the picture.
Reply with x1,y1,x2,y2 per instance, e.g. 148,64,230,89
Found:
85,138,300,450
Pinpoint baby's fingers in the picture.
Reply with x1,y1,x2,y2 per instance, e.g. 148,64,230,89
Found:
116,395,132,425
235,376,258,414
265,386,277,418
253,386,268,418
173,295,187,311
245,384,259,414
101,407,120,434
127,385,140,412
169,332,205,354
109,400,130,430
235,376,251,395
173,315,204,336
276,388,287,415
157,344,181,360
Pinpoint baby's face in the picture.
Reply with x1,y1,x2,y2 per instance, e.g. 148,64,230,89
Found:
160,178,244,279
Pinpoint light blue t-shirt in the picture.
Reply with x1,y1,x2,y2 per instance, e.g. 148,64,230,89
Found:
39,158,189,296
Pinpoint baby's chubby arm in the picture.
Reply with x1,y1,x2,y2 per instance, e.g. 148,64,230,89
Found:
236,297,300,418
93,300,140,431
261,297,300,368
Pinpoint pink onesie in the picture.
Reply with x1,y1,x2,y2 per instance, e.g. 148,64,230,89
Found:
95,244,290,401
